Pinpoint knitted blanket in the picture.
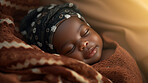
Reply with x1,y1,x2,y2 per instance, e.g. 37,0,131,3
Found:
92,35,142,83
0,13,111,83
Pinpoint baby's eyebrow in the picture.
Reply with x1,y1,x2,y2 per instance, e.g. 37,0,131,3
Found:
77,24,84,32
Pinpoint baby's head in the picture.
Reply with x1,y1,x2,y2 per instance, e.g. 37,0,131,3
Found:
20,3,103,64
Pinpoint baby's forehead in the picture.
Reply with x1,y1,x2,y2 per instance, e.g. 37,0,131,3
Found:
56,16,84,32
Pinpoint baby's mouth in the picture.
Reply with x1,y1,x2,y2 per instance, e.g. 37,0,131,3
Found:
85,46,97,59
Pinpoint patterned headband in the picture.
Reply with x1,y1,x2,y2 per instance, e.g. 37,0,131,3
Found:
20,3,89,53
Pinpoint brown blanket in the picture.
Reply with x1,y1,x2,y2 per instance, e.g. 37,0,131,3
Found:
92,35,142,83
0,13,111,83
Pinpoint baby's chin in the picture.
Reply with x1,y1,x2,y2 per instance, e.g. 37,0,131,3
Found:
83,46,102,64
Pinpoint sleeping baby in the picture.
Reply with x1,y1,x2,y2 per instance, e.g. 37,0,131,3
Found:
20,3,142,83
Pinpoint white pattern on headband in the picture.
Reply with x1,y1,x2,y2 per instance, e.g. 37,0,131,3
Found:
69,3,73,7
28,9,34,14
48,44,53,49
21,30,27,35
31,22,35,27
33,28,36,33
37,13,42,18
37,6,43,12
77,13,81,18
51,26,57,32
65,14,71,19
87,23,90,27
48,4,56,9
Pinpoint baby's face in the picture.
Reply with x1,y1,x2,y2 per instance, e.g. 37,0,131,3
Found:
53,16,103,64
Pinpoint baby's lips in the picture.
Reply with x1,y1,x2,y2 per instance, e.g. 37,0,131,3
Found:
84,46,96,59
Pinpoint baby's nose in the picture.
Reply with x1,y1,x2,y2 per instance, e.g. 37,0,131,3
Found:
79,41,88,51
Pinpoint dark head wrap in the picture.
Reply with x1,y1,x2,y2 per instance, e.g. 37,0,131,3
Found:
20,3,89,53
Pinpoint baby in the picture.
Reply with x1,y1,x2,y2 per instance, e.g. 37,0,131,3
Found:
20,3,105,64
20,3,142,82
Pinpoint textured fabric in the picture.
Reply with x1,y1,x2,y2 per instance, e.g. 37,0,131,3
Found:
20,3,88,53
92,35,142,83
0,13,111,83
39,0,148,82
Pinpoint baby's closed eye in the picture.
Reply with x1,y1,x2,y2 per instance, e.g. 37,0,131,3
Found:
80,26,90,37
63,44,75,55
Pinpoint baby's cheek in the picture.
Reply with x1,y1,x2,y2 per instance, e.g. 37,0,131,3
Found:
90,34,100,42
69,51,84,61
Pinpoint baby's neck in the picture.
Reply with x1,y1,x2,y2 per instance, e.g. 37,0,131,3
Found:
100,48,115,61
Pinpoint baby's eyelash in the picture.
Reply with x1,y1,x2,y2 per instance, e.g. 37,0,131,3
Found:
66,46,75,55
82,29,90,37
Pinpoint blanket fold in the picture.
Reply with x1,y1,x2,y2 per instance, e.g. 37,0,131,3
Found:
92,35,142,83
0,13,111,83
